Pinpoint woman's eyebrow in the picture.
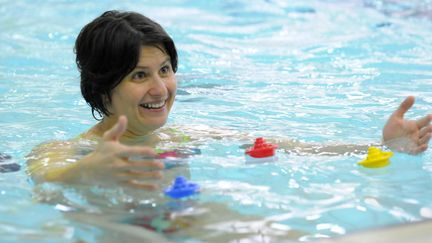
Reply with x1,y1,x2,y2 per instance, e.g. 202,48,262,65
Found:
135,57,171,70
134,66,150,70
160,57,171,66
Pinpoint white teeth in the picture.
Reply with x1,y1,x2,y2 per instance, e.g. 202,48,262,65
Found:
140,101,165,109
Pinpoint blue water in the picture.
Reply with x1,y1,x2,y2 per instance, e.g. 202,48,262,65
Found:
1,0,432,241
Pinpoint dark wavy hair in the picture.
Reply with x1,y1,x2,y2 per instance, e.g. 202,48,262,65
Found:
75,10,178,120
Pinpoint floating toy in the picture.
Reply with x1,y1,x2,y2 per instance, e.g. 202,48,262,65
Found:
157,148,201,168
164,176,200,199
157,148,201,159
245,137,278,163
357,147,393,168
157,151,178,159
157,151,184,168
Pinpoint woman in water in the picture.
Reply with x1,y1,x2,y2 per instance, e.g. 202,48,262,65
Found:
27,10,432,189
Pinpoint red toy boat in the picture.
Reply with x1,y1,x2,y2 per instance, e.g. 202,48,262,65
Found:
245,137,278,158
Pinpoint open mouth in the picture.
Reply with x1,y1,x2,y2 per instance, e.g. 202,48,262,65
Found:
139,100,166,109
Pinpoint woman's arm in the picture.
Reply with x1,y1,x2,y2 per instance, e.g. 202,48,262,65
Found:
177,97,431,156
26,116,165,189
176,124,374,156
276,96,430,155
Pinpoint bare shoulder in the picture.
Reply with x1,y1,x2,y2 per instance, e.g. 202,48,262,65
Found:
26,136,97,183
28,134,97,159
26,140,74,182
28,140,75,157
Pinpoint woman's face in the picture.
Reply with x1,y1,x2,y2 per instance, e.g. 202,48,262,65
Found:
108,45,177,135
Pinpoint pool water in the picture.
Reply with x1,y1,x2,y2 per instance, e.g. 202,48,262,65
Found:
1,0,432,242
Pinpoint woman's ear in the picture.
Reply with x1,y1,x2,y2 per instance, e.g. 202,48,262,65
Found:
102,94,112,112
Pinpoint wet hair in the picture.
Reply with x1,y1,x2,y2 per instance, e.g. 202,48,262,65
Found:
75,10,178,120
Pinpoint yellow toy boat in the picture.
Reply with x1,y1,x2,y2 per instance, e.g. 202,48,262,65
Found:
357,147,393,168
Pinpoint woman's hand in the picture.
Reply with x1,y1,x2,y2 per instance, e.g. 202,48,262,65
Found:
383,96,432,154
71,116,164,189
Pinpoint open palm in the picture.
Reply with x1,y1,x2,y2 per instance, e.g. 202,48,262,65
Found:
383,96,432,154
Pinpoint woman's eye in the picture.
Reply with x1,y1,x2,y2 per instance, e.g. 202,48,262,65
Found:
160,65,171,74
132,71,147,80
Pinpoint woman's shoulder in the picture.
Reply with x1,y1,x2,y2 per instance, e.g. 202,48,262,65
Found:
28,129,99,159
77,124,102,141
29,139,75,155
29,137,96,157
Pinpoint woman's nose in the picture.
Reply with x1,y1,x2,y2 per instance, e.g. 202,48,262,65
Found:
148,75,167,96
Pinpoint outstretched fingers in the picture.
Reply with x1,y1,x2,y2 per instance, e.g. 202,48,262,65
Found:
419,125,432,138
416,114,432,129
117,170,163,179
103,116,128,141
412,143,429,155
125,180,159,190
124,160,165,171
119,145,158,159
392,96,415,119
418,129,432,146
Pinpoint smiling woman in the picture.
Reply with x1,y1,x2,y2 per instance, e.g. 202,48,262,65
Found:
22,7,432,242
26,8,432,190
27,10,180,189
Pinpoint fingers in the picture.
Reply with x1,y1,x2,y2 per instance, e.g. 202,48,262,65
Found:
416,114,432,129
111,155,164,170
108,157,164,191
418,129,431,146
416,123,432,154
119,145,158,158
411,143,428,155
125,160,165,170
103,115,127,141
409,127,430,154
117,163,164,190
125,180,159,190
117,170,163,179
392,96,415,119
419,125,432,138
